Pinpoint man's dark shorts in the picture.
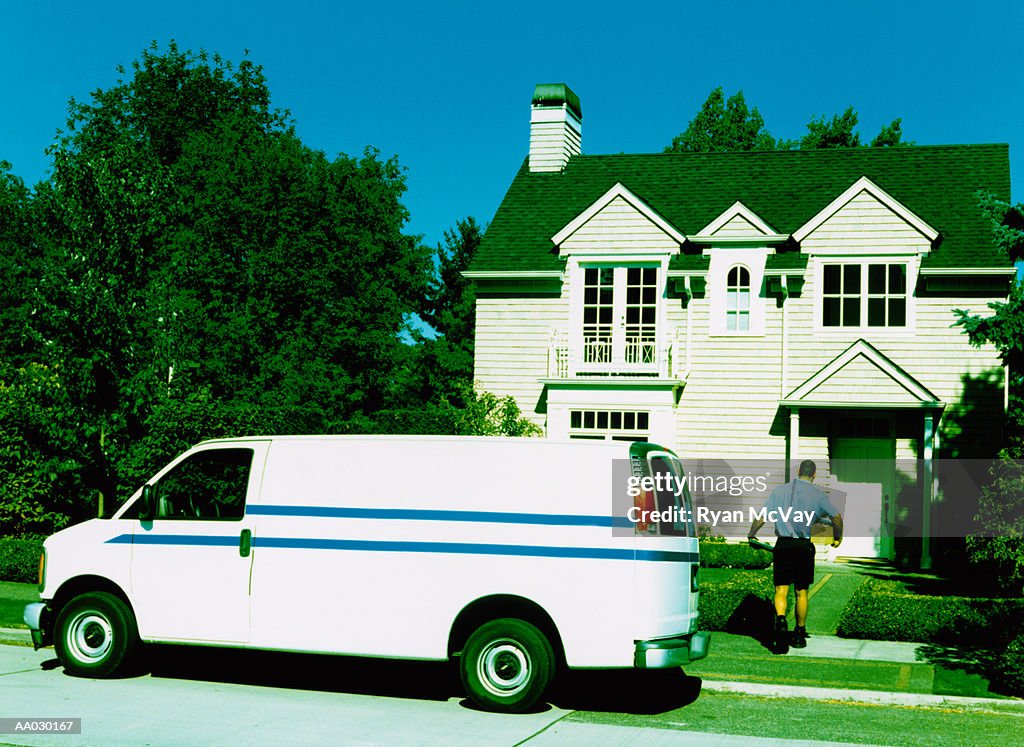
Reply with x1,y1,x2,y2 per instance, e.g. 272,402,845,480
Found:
773,537,815,589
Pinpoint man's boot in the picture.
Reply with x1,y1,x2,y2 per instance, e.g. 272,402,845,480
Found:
791,625,808,648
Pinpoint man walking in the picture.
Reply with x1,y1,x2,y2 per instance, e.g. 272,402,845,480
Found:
748,460,843,650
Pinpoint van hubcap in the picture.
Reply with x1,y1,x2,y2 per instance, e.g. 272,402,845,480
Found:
67,611,113,663
478,639,531,696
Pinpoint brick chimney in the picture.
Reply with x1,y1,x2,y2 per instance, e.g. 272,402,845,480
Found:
529,83,582,172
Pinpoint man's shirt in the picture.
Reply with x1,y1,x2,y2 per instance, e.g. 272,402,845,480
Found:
763,478,838,539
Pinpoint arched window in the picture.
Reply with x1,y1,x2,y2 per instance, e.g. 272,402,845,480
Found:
726,265,750,332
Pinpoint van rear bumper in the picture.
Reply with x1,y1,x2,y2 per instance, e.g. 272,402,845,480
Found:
634,631,711,668
23,603,52,650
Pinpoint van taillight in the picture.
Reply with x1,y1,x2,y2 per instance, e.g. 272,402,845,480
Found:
635,489,656,534
38,550,45,590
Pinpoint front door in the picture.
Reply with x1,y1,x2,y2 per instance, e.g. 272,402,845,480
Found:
832,435,896,559
129,442,269,642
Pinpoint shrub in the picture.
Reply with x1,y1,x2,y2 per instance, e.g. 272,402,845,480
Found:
698,541,771,569
993,632,1024,696
836,579,1024,647
965,456,1024,597
699,570,774,631
0,536,44,584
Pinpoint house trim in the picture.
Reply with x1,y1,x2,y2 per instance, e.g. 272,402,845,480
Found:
793,176,940,244
551,183,687,247
783,338,941,405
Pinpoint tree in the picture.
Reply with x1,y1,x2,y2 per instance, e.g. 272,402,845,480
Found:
954,194,1024,593
665,88,777,153
0,163,40,367
32,42,431,509
800,107,907,149
667,88,909,152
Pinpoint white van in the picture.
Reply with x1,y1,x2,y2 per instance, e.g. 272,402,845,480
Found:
25,436,708,712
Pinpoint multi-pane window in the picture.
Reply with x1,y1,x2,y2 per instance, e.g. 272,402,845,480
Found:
867,264,907,327
580,265,659,370
582,268,614,363
725,265,751,332
569,409,650,441
823,263,907,328
624,267,657,363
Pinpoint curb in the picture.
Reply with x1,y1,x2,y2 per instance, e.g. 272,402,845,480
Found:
700,679,1024,713
0,627,32,647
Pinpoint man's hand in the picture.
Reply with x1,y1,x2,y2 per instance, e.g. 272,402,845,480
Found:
830,514,844,548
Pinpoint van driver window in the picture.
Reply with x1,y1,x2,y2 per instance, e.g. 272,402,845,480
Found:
154,449,253,521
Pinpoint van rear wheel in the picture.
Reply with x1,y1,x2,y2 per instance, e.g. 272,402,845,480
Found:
460,618,554,713
54,592,139,677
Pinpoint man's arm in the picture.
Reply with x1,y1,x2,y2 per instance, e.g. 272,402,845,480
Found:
748,516,765,540
830,514,843,548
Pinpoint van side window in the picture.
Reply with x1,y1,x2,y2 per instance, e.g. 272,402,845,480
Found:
154,448,254,521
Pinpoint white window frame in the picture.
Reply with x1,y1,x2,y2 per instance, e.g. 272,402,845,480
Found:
814,257,917,334
708,248,769,337
570,260,665,374
725,264,752,332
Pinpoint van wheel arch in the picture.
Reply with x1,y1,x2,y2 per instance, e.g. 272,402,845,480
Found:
448,595,565,665
52,576,135,621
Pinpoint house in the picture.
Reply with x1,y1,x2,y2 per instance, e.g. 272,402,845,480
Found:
466,83,1014,566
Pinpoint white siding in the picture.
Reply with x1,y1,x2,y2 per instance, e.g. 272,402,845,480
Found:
712,213,766,238
801,190,931,254
560,196,680,255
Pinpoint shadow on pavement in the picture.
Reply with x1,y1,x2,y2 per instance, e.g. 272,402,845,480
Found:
550,669,702,714
124,645,706,714
725,594,785,654
145,645,462,702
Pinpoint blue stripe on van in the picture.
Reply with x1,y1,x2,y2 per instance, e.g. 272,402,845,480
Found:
247,505,633,529
104,533,696,563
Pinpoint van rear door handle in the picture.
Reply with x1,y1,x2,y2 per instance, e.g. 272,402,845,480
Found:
239,529,252,558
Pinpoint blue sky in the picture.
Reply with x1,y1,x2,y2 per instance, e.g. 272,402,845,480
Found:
3,1,1022,251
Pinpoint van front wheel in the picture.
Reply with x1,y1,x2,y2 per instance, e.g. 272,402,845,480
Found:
54,592,139,678
460,618,554,713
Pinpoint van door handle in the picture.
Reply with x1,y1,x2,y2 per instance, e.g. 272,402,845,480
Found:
239,529,252,558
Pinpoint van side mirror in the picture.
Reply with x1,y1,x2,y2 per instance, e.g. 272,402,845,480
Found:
139,484,156,522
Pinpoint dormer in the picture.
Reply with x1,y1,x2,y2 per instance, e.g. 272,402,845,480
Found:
690,201,789,246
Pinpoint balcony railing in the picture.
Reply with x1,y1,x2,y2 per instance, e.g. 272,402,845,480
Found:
548,330,685,379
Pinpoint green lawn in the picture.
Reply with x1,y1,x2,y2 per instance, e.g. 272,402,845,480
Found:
0,582,38,628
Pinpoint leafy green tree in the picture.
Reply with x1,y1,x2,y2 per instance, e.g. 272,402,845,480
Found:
32,42,430,512
665,88,777,153
667,88,909,152
800,107,907,149
954,194,1024,592
0,163,38,368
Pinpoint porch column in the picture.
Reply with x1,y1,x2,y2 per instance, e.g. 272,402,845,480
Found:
787,408,800,481
921,411,934,570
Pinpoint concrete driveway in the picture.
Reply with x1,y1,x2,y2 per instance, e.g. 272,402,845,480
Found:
0,645,569,746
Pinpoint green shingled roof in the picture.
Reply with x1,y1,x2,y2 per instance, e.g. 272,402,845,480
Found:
471,144,1011,272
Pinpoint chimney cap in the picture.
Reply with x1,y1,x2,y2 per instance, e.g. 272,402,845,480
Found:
532,83,582,121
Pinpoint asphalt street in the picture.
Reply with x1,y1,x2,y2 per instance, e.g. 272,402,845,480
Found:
1,644,1022,746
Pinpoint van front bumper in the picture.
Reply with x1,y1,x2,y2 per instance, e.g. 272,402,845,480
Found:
634,631,711,668
23,603,52,650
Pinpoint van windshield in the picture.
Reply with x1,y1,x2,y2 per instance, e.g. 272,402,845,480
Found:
649,455,695,537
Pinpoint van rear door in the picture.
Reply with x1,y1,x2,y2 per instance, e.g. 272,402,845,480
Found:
127,442,269,643
630,443,700,640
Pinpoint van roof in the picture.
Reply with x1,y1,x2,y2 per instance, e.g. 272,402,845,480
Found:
195,434,671,454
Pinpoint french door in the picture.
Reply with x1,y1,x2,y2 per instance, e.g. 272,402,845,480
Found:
580,266,658,373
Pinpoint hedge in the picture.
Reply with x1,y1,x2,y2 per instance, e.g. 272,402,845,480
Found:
836,579,1024,647
0,537,44,584
699,569,774,632
699,541,772,570
836,578,1024,696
